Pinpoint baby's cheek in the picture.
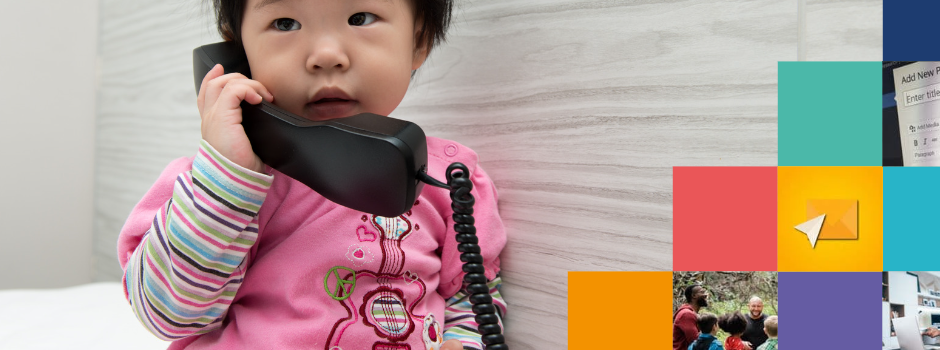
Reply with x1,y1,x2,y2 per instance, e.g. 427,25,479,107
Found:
268,92,304,116
368,76,410,115
254,75,303,115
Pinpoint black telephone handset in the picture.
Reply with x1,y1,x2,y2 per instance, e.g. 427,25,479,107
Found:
192,42,506,349
193,41,430,217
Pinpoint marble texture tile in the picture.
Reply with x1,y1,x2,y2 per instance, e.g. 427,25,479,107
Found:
804,0,882,61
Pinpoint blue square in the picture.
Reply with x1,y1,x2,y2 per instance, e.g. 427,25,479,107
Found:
884,167,940,270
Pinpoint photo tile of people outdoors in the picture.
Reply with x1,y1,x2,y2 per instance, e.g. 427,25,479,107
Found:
673,272,778,350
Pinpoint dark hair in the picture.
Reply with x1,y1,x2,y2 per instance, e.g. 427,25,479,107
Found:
717,312,748,335
684,284,699,303
695,313,718,334
207,0,452,53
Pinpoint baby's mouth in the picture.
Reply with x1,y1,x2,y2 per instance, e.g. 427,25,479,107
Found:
304,98,357,121
304,87,357,121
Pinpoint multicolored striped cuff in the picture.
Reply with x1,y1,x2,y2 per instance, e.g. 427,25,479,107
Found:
443,275,506,350
193,140,273,214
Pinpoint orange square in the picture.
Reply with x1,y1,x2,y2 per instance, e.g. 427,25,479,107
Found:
569,272,672,349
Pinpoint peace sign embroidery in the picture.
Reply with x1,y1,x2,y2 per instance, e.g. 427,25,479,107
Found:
324,266,357,301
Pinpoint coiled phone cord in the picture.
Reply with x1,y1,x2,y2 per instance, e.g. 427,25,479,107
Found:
419,163,507,350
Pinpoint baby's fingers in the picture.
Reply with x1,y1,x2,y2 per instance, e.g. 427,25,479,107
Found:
201,83,263,142
227,78,274,104
202,73,252,116
197,64,224,116
216,83,265,115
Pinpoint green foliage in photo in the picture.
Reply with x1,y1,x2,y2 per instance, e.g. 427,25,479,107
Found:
673,271,778,344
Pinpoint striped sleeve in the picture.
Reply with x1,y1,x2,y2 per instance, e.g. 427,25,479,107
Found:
442,275,506,350
122,140,273,341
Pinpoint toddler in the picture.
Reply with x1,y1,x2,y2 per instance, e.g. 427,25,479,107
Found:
689,313,724,350
718,312,748,350
116,0,507,349
755,316,777,350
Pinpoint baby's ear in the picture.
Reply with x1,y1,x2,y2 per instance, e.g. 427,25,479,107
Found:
412,19,430,70
412,44,429,70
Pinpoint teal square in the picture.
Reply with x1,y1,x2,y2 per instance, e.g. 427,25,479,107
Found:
883,167,940,270
778,62,881,166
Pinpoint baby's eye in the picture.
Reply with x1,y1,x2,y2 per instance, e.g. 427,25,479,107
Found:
348,12,376,26
273,18,301,31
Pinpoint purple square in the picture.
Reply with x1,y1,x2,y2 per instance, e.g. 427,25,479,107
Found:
779,272,882,348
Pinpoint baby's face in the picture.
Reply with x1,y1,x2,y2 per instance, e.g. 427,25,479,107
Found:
241,0,427,121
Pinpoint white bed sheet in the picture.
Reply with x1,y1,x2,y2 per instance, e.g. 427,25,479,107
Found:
0,282,171,349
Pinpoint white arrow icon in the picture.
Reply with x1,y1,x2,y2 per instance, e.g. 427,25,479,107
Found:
795,214,826,248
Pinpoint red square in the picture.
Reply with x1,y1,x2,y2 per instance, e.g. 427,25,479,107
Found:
673,167,777,271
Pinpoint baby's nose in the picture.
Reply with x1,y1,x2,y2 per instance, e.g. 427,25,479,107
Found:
306,37,350,73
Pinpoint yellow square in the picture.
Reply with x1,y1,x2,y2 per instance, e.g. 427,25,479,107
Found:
778,166,883,272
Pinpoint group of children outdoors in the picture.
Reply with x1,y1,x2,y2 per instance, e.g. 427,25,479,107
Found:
690,312,778,350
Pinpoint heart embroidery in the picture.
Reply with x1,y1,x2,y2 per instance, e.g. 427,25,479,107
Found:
403,270,418,284
356,226,376,242
345,244,374,267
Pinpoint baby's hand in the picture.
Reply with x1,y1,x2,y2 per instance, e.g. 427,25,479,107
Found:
440,339,463,350
197,64,274,173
